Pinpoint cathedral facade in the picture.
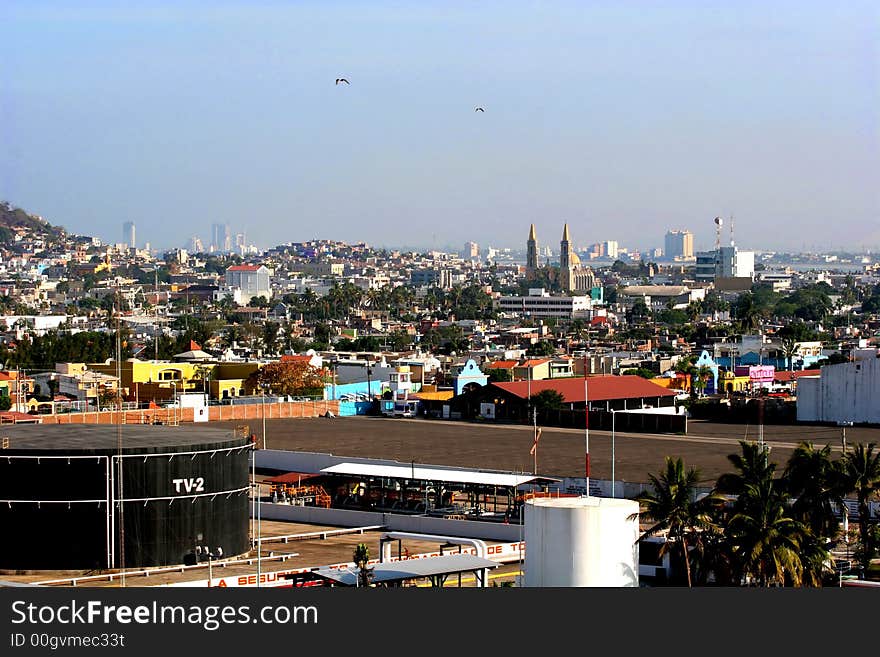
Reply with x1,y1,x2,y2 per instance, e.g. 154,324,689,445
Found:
526,223,596,294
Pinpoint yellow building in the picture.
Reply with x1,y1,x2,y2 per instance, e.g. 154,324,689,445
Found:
719,371,751,394
86,359,262,403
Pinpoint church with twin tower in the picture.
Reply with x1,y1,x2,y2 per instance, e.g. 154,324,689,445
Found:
526,223,596,294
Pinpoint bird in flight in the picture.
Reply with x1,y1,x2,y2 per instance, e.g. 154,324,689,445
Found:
336,78,350,85
475,107,485,112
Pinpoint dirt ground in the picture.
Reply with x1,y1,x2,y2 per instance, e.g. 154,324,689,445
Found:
228,416,880,488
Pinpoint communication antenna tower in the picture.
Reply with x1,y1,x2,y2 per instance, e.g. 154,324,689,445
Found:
714,216,723,251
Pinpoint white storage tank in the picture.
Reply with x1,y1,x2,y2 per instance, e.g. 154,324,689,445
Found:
524,496,640,587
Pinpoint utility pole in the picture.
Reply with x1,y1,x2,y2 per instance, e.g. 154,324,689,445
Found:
583,353,590,496
115,285,126,586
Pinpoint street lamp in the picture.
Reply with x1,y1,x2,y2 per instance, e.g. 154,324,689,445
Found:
203,546,223,587
838,421,852,454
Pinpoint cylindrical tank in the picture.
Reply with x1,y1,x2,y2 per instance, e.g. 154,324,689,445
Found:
0,425,250,570
524,496,640,587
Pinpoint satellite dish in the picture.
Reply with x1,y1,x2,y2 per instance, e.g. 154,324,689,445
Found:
714,216,723,226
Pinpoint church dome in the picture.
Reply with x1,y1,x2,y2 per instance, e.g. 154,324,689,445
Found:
569,251,581,266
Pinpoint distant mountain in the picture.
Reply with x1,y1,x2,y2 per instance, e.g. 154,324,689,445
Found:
0,201,67,242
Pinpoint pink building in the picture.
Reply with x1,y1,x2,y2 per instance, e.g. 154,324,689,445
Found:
735,365,775,390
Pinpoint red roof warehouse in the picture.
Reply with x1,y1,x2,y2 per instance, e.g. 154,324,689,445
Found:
448,375,680,427
492,376,678,405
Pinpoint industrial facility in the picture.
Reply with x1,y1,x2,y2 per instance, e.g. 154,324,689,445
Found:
0,425,251,570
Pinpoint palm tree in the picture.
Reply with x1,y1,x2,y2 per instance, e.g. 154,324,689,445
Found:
783,442,846,542
779,336,799,371
841,442,880,572
674,356,697,394
725,477,811,586
352,543,374,588
693,365,713,397
716,440,776,499
736,292,764,332
635,457,723,587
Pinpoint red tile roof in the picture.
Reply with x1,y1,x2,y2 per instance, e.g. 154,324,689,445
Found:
492,375,678,403
517,359,552,367
484,360,518,369
773,370,820,382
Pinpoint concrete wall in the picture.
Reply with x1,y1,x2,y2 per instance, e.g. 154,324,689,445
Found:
796,357,880,424
32,400,338,426
795,376,821,422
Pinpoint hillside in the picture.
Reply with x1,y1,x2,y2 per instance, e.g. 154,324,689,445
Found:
0,201,67,242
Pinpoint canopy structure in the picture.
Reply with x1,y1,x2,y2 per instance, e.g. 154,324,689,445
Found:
320,462,559,487
309,553,499,587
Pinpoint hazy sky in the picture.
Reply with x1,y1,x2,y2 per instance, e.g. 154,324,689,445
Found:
2,1,878,253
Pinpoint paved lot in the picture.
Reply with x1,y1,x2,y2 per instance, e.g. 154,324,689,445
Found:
230,416,880,487
6,416,877,588
6,520,485,588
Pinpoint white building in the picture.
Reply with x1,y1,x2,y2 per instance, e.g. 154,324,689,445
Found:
796,349,880,424
495,289,594,319
717,246,755,279
618,285,706,311
222,264,271,304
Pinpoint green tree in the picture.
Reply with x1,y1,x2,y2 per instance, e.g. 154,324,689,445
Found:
716,441,776,498
725,477,813,586
780,337,799,371
783,442,845,542
692,365,713,397
621,368,655,379
841,443,880,573
352,543,374,587
636,457,722,587
526,340,555,357
486,368,512,383
528,389,565,414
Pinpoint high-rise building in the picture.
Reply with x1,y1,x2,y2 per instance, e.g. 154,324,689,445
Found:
189,236,205,253
463,241,480,260
526,224,538,276
211,223,231,253
717,246,755,279
122,222,136,249
665,230,694,260
602,240,619,259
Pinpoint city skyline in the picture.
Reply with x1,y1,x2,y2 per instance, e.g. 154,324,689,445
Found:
2,1,878,252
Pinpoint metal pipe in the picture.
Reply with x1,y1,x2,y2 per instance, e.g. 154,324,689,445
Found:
379,532,490,587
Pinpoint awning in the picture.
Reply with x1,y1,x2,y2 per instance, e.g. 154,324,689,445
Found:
320,462,559,487
311,554,499,586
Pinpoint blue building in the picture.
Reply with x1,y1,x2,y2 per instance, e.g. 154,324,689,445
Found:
450,359,489,396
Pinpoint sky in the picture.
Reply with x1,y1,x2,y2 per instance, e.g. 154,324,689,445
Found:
1,1,878,254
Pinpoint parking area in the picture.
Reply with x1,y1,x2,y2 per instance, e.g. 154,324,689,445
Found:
229,416,880,487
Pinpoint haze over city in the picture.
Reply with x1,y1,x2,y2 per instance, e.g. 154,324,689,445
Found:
1,1,878,252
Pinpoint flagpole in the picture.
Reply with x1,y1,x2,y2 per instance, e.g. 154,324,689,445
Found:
533,426,538,475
